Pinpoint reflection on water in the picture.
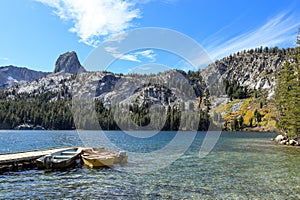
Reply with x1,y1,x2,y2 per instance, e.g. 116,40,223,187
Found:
0,131,299,199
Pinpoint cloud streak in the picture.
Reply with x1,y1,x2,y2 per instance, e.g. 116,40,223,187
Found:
36,0,140,47
104,46,156,63
204,11,300,60
134,49,156,62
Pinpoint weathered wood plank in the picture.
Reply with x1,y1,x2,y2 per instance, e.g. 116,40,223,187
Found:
0,147,76,164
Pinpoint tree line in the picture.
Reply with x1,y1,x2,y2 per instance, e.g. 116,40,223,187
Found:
0,84,211,131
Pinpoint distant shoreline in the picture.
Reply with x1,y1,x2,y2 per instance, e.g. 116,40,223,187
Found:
1,129,278,133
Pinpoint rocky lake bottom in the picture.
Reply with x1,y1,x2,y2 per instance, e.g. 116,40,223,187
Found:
0,130,299,199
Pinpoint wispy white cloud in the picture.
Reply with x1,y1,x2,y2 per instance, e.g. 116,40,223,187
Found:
134,50,156,62
120,54,142,63
104,46,141,62
104,32,128,43
36,0,140,47
204,11,300,60
104,47,156,62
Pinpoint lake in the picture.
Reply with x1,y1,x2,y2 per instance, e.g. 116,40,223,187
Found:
0,130,299,199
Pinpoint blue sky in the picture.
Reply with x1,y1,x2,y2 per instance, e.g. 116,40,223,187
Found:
0,0,299,73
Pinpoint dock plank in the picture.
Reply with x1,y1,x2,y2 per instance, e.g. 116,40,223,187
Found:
0,147,75,164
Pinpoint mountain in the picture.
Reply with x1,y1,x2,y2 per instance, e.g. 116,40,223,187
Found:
1,69,208,130
5,48,295,96
5,70,205,107
0,47,297,131
201,47,297,98
54,51,86,74
203,47,298,132
0,51,86,90
0,65,50,89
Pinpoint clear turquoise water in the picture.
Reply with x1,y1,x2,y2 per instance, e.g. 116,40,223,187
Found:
0,130,299,199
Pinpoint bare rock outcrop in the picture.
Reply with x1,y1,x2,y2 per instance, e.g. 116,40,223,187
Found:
54,51,86,74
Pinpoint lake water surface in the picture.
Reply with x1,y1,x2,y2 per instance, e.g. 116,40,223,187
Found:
0,130,299,199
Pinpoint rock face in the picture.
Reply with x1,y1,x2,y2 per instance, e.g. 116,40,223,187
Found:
0,51,85,89
6,70,201,112
0,65,50,89
95,74,120,97
54,51,86,74
201,49,296,97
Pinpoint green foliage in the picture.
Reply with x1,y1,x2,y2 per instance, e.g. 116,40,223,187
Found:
238,116,244,128
223,79,249,100
130,103,151,127
254,109,262,123
0,63,213,131
0,89,211,131
0,96,74,130
249,117,253,127
275,31,300,138
231,118,239,131
229,116,244,131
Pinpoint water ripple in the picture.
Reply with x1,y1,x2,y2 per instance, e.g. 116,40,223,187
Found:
0,131,299,199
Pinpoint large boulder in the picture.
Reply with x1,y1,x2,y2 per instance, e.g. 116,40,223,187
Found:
54,51,86,74
289,139,299,146
274,134,284,142
279,140,289,145
293,135,300,143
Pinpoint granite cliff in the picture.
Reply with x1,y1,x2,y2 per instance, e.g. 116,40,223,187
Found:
201,47,297,98
54,51,86,74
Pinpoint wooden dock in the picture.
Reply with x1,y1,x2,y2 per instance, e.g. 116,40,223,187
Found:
0,147,127,173
0,147,77,173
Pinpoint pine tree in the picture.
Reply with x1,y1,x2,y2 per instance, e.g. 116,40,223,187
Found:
275,29,300,138
238,116,244,129
292,28,300,136
276,62,294,134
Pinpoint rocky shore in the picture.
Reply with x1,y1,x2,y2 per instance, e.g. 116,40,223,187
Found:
272,134,300,146
15,124,45,130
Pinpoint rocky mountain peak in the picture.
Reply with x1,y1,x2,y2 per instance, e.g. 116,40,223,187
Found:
201,47,297,97
54,51,86,74
0,65,50,89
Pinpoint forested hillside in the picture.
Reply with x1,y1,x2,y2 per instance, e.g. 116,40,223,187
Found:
1,31,300,136
211,30,300,140
0,70,211,130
